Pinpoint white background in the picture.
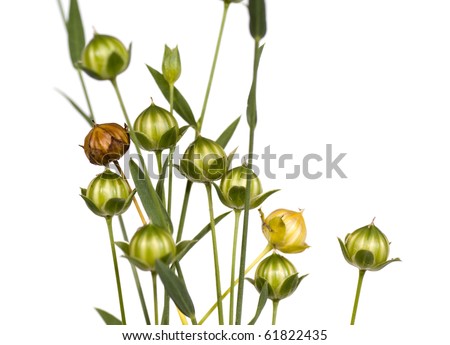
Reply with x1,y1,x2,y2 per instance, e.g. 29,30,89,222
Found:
1,0,449,343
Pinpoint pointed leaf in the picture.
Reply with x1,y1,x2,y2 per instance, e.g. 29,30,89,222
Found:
56,89,92,126
178,125,190,141
250,189,280,209
104,197,126,216
158,127,178,149
229,186,246,207
279,273,301,299
226,147,239,171
173,240,198,263
95,308,123,325
247,44,265,129
174,211,231,262
129,159,173,232
338,237,353,266
248,282,268,325
80,194,103,217
155,260,196,318
146,65,197,128
122,254,151,271
115,241,130,256
216,116,241,149
212,182,229,209
156,155,170,206
370,258,401,272
67,0,85,66
133,131,152,151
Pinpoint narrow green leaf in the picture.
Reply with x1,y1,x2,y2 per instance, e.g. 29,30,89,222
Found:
174,211,231,263
115,241,130,256
226,147,239,171
216,116,241,149
248,282,268,325
212,182,229,208
158,127,178,149
146,65,197,128
155,260,196,318
371,258,401,271
129,159,173,232
67,0,85,66
247,44,265,129
248,0,267,41
173,240,198,263
95,308,123,325
250,189,280,209
337,237,353,267
56,89,92,126
156,155,170,206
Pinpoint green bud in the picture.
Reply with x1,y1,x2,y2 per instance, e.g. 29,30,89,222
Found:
338,219,401,271
219,165,262,210
129,224,176,271
180,136,227,183
254,253,304,301
133,102,179,151
81,33,131,80
80,169,135,218
162,45,182,85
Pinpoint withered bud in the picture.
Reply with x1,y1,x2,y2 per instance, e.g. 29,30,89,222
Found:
83,123,130,166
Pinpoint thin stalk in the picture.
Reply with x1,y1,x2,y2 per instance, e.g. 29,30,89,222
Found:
199,243,272,325
77,67,95,121
168,83,175,217
105,216,126,325
229,209,242,325
196,2,230,134
350,269,366,325
114,161,146,225
272,300,279,325
118,215,150,325
151,272,159,326
176,181,193,242
205,183,224,325
155,150,163,174
235,38,260,325
56,0,67,30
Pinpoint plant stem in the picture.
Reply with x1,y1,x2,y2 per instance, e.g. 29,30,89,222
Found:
105,216,126,325
155,150,163,174
152,272,159,325
199,243,272,325
235,38,260,325
77,67,95,121
168,83,175,217
118,215,151,325
114,161,147,225
272,300,279,325
56,0,67,30
205,183,224,325
350,269,366,325
196,2,230,134
176,181,193,242
229,209,241,325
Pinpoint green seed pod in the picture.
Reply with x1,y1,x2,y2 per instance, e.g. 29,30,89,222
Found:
219,165,262,210
133,102,179,151
180,136,227,183
129,224,176,272
80,169,135,218
83,123,130,166
338,219,401,271
162,45,182,85
81,33,131,80
254,253,304,301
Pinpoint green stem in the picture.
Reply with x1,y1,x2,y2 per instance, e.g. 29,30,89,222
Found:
196,2,230,134
152,272,159,326
205,183,224,325
199,243,272,325
77,67,95,121
168,148,174,217
272,300,279,326
176,181,193,242
105,217,126,325
350,269,366,325
229,209,241,325
118,215,150,325
235,38,260,325
56,0,67,30
155,151,163,174
169,83,174,114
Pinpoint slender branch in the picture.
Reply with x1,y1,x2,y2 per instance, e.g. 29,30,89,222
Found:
199,243,272,325
350,269,366,325
105,216,126,324
176,181,193,242
235,38,260,325
77,67,95,121
114,161,147,225
205,183,224,325
117,215,150,325
229,209,242,325
196,2,230,134
152,272,159,325
272,300,279,325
